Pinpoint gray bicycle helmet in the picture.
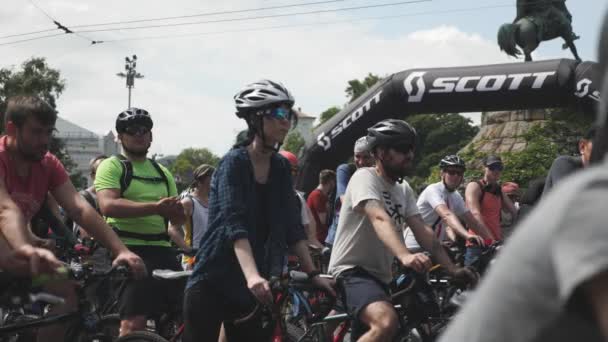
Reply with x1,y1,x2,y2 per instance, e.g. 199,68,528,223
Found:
367,119,417,150
439,155,466,170
234,79,295,117
116,107,153,134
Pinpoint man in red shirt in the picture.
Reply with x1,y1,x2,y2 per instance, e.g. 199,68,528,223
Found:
0,96,146,341
464,155,518,266
307,169,336,244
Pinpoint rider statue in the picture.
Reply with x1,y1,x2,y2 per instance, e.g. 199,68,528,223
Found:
498,0,581,62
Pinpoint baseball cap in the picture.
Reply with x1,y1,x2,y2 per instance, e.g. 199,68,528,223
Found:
483,155,503,167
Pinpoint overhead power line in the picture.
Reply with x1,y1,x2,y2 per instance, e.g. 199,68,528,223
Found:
98,3,516,43
74,0,432,34
1,0,353,40
0,28,58,40
25,0,103,45
0,0,562,47
71,0,359,28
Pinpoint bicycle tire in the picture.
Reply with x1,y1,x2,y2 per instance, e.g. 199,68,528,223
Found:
0,314,39,342
115,331,170,342
71,314,121,342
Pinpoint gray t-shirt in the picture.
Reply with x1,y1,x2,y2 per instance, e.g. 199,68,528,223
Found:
404,181,468,250
439,162,608,342
328,167,419,284
543,155,583,195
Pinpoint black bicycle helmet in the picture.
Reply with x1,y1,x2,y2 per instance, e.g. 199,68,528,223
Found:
367,119,417,150
234,79,295,118
115,107,153,134
440,155,466,170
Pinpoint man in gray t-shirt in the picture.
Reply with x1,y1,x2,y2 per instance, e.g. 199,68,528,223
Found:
328,119,477,341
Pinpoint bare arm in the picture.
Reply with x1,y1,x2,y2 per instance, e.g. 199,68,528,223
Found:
304,206,323,247
406,214,457,273
435,204,475,240
445,227,457,242
52,181,130,256
465,182,497,240
502,192,518,217
234,238,261,280
97,188,159,218
168,198,192,251
583,271,608,339
0,178,33,247
361,199,413,261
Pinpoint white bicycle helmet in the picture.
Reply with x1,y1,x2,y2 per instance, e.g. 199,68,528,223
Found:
234,79,295,117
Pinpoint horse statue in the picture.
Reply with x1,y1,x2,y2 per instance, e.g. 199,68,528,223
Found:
497,0,581,62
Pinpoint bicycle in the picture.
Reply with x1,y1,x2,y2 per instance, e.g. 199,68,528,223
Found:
0,263,130,342
298,266,457,342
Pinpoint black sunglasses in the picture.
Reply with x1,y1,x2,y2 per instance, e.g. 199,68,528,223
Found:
488,164,504,171
124,126,150,136
390,144,415,154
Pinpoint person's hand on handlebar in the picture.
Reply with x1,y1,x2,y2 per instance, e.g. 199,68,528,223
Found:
1,244,63,276
465,234,485,247
247,273,273,306
399,253,432,273
112,250,147,279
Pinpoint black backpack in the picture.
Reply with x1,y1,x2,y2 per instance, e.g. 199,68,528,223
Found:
115,154,170,196
112,155,172,242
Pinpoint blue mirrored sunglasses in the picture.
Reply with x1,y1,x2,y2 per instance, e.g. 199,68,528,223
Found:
266,107,294,121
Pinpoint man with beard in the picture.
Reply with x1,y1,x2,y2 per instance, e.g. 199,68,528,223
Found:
0,96,146,341
95,108,185,336
328,119,477,342
404,155,490,253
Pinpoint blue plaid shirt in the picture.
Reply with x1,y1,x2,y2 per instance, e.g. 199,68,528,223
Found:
187,147,306,295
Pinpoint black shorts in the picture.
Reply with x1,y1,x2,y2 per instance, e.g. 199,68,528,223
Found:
118,245,185,319
337,267,392,338
182,279,268,342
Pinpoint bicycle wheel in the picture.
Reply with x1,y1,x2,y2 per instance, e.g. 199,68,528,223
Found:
71,314,121,342
0,314,39,342
115,331,170,342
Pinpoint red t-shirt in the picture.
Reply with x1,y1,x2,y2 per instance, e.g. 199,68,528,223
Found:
467,180,503,245
307,189,329,242
0,136,69,221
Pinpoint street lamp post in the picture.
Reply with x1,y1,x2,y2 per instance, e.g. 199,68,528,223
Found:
116,55,144,108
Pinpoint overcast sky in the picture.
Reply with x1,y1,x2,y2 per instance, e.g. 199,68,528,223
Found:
1,0,606,156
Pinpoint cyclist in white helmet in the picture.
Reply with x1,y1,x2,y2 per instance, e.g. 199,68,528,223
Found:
183,80,334,342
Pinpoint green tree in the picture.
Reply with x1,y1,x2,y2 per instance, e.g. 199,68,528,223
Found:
0,57,66,123
171,147,220,191
456,107,594,188
282,131,305,155
317,106,341,127
406,113,479,190
345,73,381,103
0,58,84,187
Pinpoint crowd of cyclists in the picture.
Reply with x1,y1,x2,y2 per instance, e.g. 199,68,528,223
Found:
1,12,608,342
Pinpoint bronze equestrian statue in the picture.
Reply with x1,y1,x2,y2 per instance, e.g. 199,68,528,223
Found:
498,0,581,62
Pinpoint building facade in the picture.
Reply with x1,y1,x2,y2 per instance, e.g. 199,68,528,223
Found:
55,117,120,186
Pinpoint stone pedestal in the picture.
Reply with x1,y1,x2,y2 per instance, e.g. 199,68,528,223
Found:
462,109,550,155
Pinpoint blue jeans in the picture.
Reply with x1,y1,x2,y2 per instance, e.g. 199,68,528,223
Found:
464,246,482,267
